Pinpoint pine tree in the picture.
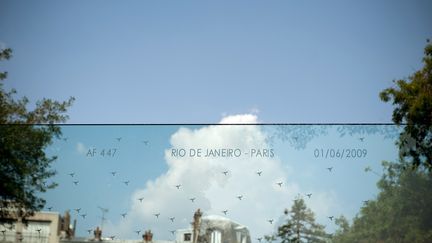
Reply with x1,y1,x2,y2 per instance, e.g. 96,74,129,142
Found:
276,199,329,243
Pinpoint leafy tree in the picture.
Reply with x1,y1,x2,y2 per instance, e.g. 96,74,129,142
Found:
333,160,432,242
0,48,74,223
271,198,329,243
380,41,432,171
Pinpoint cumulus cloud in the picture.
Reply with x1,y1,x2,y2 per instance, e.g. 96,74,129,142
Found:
219,114,259,124
76,142,87,155
109,114,337,241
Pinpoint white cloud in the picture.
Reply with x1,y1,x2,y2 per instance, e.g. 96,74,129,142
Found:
76,142,87,155
110,114,337,241
219,114,258,124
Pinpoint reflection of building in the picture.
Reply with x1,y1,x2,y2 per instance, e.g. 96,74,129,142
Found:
176,209,251,243
0,211,64,243
1,209,250,243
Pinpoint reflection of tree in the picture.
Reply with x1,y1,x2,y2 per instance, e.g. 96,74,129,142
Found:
265,125,400,150
266,125,328,149
336,125,400,140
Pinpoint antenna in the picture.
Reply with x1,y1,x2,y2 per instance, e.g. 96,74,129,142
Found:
97,206,109,232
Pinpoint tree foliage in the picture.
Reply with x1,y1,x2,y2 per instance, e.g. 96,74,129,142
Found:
332,161,432,242
270,198,329,243
380,41,432,170
0,48,74,223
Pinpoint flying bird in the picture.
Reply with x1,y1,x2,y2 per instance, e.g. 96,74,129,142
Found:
363,200,370,205
328,216,334,221
73,181,79,185
135,230,141,235
268,219,274,224
80,214,87,219
74,208,81,213
222,210,228,215
154,213,160,218
222,171,229,176
110,171,117,176
293,136,298,141
47,206,53,211
169,230,175,235
116,137,122,142
327,167,333,172
68,172,75,177
142,141,149,145
121,213,127,218
175,184,181,189
237,195,243,200
359,137,365,142
109,236,115,240
87,229,92,234
306,193,312,198
276,182,283,187
257,238,262,243
169,217,175,222
256,171,262,176
36,229,42,234
123,181,130,186
138,197,144,202
189,198,196,203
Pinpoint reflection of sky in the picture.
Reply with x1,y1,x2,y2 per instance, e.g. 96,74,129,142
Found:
43,125,400,241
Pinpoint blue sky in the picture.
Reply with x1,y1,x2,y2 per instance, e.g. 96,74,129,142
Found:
1,0,431,123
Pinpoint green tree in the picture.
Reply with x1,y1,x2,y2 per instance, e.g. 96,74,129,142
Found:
273,198,329,243
0,48,74,223
333,160,432,242
380,41,432,171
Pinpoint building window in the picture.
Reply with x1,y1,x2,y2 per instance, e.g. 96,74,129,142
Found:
211,230,221,243
184,233,191,241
